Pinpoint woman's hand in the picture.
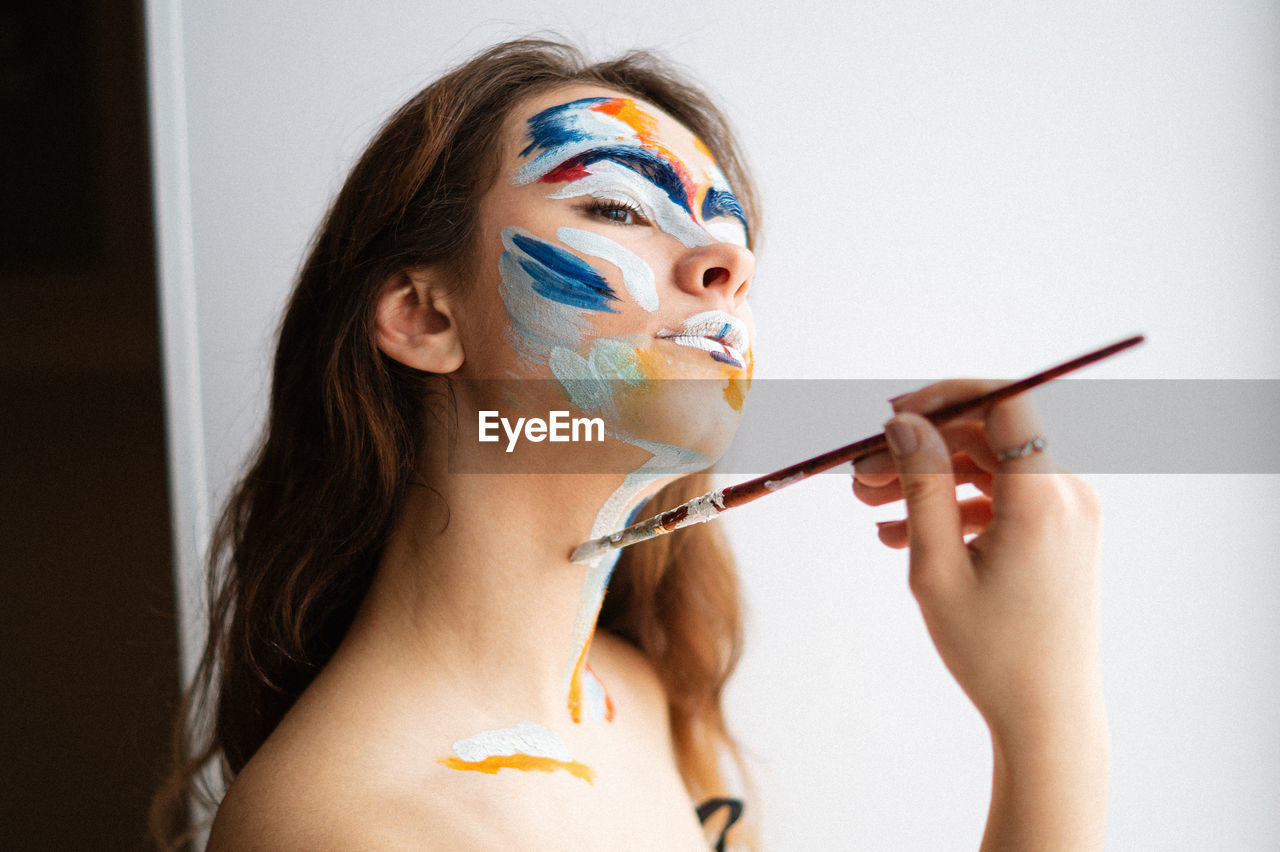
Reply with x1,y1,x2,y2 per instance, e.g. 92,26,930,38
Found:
852,380,1110,849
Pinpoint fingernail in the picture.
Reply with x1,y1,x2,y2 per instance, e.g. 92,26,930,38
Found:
884,418,918,456
875,520,893,528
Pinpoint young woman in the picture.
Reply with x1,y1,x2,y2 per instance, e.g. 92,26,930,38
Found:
153,38,1108,850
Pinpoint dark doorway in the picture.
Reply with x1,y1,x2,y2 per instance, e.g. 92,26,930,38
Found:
0,1,183,848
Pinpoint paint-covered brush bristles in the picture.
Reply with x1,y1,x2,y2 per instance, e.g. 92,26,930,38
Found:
569,334,1146,565
570,490,727,563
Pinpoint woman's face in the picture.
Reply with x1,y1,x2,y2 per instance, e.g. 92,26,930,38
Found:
455,85,756,473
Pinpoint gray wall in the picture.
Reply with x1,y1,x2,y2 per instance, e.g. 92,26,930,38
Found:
147,1,1280,847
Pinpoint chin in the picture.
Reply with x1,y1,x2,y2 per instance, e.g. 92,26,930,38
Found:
606,379,746,474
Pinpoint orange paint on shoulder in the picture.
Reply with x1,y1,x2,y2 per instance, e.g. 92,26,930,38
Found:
439,754,596,783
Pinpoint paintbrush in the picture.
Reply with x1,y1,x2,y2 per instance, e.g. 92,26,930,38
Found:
569,334,1145,564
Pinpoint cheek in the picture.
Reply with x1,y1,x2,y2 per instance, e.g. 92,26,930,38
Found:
504,228,620,313
555,227,658,313
498,227,622,366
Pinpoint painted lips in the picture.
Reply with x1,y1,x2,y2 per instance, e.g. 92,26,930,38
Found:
657,310,749,369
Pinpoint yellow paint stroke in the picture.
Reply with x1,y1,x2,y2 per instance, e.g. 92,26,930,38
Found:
722,348,754,412
566,633,593,723
632,346,665,385
439,754,596,783
565,639,616,724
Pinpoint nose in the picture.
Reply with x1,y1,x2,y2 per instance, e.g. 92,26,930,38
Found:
674,241,755,307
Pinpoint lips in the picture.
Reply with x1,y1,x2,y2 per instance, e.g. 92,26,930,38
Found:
656,310,749,369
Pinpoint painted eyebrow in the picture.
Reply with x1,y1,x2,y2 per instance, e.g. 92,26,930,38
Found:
700,186,748,228
541,146,695,216
544,148,751,239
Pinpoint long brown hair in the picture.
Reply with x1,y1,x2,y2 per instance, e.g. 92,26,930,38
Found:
151,37,760,848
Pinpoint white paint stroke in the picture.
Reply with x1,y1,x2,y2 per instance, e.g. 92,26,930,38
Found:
498,227,592,366
451,721,572,763
557,226,658,312
547,160,712,249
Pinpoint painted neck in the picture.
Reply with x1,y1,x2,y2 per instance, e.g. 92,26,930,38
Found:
350,458,668,722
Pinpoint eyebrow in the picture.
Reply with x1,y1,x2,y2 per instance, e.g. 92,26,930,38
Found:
700,186,748,229
541,146,696,216
518,98,749,231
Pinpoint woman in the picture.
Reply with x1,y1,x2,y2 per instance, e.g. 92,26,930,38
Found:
153,39,1108,849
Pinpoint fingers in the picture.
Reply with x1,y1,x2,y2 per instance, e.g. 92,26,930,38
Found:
889,378,1065,536
853,451,991,506
855,420,991,485
893,378,1055,474
875,495,993,548
882,412,967,573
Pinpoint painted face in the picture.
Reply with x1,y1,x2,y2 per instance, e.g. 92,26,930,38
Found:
460,87,756,473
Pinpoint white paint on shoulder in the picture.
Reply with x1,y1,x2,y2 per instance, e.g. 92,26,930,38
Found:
450,721,572,763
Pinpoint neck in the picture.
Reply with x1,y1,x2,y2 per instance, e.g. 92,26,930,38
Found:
348,461,667,723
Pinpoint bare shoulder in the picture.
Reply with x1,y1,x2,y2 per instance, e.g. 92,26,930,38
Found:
205,720,480,850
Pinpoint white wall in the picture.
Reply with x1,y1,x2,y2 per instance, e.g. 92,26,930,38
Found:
147,1,1280,847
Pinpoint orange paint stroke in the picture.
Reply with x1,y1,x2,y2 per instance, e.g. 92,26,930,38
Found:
592,98,697,211
585,662,616,722
439,754,596,783
566,633,593,723
722,348,754,412
632,347,664,384
594,98,660,142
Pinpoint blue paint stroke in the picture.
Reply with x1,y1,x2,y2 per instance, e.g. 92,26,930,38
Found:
624,501,649,528
511,232,619,313
520,97,612,159
521,99,695,215
710,349,744,367
701,187,748,230
560,147,693,215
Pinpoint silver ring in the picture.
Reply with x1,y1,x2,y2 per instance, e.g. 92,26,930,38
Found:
996,435,1047,462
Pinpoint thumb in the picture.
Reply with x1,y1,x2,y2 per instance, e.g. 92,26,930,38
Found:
884,413,966,584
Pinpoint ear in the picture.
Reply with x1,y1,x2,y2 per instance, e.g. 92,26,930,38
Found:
374,267,465,373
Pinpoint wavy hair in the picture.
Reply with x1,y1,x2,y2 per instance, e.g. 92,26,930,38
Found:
151,37,760,849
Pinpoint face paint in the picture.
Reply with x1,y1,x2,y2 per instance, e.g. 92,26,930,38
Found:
439,721,595,783
506,228,619,313
489,93,753,734
499,227,610,367
549,338,648,412
516,96,749,249
701,187,750,248
657,310,749,369
556,226,658,312
547,160,712,249
514,97,688,200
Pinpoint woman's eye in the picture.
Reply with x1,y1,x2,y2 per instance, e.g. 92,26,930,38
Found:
590,200,644,225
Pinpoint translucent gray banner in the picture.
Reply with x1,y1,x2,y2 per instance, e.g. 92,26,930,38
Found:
445,380,1280,474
